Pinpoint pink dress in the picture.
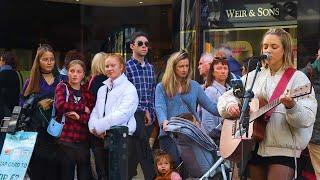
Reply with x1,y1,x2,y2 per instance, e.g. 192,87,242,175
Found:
170,171,182,180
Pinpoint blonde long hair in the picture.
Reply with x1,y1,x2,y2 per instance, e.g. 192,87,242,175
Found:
162,50,192,98
261,28,295,69
90,52,108,76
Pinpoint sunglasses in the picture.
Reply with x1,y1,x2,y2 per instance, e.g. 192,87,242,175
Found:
136,41,149,47
211,57,227,65
177,49,188,59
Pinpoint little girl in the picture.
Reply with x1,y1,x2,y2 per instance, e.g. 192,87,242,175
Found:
155,150,182,180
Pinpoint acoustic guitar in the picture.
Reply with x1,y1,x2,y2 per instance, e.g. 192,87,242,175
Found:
219,83,312,162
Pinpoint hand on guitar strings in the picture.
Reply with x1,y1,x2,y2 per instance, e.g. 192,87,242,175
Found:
279,89,296,109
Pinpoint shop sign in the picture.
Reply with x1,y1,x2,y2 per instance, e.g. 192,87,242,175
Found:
205,0,297,28
223,2,297,22
225,7,280,19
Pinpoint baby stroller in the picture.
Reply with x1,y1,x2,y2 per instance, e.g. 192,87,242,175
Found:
166,117,231,179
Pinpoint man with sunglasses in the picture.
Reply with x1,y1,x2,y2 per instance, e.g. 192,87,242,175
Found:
126,31,156,180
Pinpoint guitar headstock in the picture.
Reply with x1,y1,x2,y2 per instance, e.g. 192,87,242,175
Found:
290,83,312,98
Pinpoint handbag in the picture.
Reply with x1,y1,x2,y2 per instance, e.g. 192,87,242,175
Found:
47,83,70,137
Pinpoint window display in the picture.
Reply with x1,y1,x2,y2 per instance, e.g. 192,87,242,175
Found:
203,26,297,65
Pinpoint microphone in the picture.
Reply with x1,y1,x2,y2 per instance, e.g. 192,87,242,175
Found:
231,79,245,98
251,53,271,60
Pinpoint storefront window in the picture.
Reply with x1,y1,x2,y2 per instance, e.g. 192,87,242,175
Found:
178,0,198,77
0,1,173,73
175,0,319,79
203,26,297,65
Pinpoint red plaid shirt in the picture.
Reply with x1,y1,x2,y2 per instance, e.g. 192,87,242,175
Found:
55,82,94,142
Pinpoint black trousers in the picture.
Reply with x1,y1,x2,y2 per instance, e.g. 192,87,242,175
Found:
27,132,60,180
91,135,108,180
58,141,91,180
128,111,155,180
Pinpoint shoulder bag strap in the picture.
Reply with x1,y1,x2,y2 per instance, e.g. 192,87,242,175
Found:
16,71,24,94
180,95,201,122
103,87,109,117
264,68,296,119
87,75,95,90
52,83,70,124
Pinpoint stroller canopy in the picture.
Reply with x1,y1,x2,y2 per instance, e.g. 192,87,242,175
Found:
167,117,218,152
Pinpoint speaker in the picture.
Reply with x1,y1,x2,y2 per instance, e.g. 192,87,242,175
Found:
0,106,22,150
0,106,22,133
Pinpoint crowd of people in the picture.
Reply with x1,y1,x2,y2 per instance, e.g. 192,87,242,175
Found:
0,28,319,180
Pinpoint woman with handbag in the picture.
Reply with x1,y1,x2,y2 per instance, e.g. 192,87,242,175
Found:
20,44,62,180
155,50,220,173
217,28,317,180
54,60,94,180
86,52,108,180
88,54,139,179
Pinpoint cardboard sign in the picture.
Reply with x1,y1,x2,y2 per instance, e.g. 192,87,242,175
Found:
0,131,37,180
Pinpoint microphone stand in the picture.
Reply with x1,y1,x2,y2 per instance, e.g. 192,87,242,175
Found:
238,60,262,138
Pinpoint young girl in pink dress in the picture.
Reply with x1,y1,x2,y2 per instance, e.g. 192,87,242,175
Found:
154,150,182,180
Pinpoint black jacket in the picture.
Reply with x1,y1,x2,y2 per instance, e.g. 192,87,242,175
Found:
0,69,20,119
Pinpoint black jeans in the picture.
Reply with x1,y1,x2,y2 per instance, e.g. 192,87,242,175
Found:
128,111,155,180
58,141,91,180
91,135,108,180
27,132,60,180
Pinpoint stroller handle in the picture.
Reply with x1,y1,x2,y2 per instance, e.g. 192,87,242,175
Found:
166,124,181,131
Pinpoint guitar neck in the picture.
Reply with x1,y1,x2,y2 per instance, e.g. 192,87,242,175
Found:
247,83,312,122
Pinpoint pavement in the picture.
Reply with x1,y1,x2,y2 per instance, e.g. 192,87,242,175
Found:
132,164,145,180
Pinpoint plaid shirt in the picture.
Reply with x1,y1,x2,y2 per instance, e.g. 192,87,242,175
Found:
125,58,156,119
55,82,94,143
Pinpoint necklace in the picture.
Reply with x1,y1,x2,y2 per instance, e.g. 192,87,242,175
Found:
41,70,52,74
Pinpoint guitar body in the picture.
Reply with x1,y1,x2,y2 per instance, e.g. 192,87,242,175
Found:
219,97,268,162
252,98,268,141
220,118,255,162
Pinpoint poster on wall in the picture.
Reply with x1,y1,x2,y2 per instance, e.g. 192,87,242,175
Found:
0,131,37,180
